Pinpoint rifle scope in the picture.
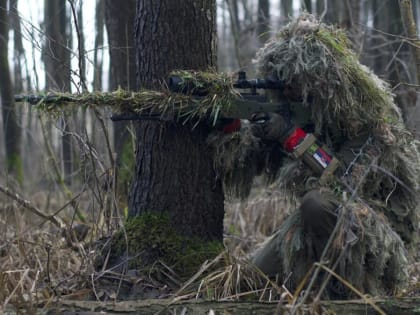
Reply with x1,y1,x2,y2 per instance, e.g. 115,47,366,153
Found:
167,71,285,96
233,71,284,90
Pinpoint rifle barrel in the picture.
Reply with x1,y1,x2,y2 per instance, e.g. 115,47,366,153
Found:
14,94,76,105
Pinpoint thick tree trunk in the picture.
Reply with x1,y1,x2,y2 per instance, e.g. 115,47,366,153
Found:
128,0,224,241
0,0,23,184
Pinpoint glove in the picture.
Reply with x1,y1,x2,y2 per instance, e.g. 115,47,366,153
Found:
250,112,294,142
216,118,241,133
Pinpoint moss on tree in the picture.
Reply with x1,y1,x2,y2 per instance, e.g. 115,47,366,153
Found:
109,212,223,277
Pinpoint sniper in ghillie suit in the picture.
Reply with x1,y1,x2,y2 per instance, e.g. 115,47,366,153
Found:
14,13,419,305
103,14,420,300
206,13,419,299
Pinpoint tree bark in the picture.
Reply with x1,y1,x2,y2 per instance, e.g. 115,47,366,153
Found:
128,0,224,241
0,0,23,184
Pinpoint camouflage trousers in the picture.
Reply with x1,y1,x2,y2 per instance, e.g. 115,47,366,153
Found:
251,189,408,298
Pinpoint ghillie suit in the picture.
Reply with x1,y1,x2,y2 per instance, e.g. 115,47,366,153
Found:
210,14,420,298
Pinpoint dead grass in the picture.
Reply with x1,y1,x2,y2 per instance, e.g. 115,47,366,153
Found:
2,176,418,314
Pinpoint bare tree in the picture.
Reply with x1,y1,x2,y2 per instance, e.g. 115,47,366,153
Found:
302,0,312,12
280,0,293,24
93,0,104,91
257,0,270,43
42,0,73,185
104,0,136,199
9,0,24,93
0,0,23,184
226,0,243,68
399,0,420,85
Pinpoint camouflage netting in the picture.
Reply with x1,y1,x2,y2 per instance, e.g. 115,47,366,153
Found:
214,13,419,297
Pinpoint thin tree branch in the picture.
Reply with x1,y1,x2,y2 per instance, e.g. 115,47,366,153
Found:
0,184,62,228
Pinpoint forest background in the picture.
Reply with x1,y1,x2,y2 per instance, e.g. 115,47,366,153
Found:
0,0,419,312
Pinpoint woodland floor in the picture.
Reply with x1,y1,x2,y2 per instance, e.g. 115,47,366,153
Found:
0,186,419,315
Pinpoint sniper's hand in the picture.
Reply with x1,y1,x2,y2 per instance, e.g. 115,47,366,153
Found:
250,112,293,141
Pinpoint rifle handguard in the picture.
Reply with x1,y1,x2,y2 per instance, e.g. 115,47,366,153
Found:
283,127,339,184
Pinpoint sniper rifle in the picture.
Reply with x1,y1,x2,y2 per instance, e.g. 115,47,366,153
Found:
109,71,291,122
14,72,338,181
14,71,290,123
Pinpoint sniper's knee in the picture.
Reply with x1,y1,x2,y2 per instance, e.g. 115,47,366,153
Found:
300,190,338,234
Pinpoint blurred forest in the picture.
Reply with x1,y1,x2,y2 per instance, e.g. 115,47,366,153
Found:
0,0,419,199
1,0,420,193
0,0,419,312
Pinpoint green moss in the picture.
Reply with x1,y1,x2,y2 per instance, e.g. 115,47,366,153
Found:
111,212,223,277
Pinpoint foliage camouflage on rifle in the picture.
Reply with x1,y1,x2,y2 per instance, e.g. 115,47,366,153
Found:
16,71,239,126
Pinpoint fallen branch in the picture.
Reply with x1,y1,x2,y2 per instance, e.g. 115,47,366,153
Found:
44,297,420,315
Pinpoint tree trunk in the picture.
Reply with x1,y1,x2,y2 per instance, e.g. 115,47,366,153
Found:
74,0,87,92
303,0,312,13
257,0,270,44
104,0,136,199
226,0,243,68
340,0,362,51
43,0,73,185
0,0,23,184
128,0,224,241
280,0,293,24
371,0,416,121
93,0,105,91
399,0,420,84
9,0,24,93
324,0,340,24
